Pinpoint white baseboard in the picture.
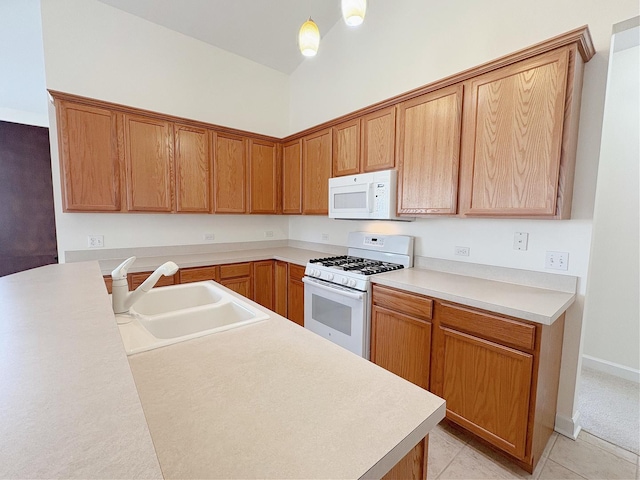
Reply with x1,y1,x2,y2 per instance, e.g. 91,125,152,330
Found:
582,355,640,383
555,411,581,440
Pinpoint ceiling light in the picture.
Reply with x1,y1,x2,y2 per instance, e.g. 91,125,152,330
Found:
298,18,320,57
341,0,367,27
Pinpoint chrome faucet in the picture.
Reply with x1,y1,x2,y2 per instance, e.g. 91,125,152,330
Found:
111,256,179,314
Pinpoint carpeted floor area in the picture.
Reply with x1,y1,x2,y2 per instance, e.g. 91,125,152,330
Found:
578,366,640,455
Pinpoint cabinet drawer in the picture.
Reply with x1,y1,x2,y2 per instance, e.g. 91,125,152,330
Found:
438,302,536,351
372,285,433,321
179,266,217,283
219,262,251,280
289,264,306,282
129,271,177,289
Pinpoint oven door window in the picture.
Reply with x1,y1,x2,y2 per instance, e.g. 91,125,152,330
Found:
311,294,352,336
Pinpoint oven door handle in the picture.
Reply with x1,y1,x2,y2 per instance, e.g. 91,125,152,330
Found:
302,276,365,300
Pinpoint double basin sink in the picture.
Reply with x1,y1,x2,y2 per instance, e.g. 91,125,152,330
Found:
115,281,269,355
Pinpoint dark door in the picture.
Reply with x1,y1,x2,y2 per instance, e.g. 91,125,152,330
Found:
0,120,58,277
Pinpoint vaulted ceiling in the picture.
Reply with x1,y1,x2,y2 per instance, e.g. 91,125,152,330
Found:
97,0,342,74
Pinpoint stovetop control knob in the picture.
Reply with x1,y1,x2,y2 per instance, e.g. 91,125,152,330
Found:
326,273,334,281
348,279,356,287
313,269,321,277
341,278,348,285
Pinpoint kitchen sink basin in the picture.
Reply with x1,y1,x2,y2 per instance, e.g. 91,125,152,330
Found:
115,281,269,355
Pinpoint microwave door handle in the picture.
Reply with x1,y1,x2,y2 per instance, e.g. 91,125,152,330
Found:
302,276,365,300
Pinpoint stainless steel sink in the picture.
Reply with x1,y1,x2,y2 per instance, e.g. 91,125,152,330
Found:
114,281,269,355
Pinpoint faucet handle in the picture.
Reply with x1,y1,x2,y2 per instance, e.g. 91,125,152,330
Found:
112,256,136,281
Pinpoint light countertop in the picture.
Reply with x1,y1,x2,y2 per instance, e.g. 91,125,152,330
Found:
0,261,445,479
371,268,576,325
128,296,445,479
0,262,162,479
97,246,329,275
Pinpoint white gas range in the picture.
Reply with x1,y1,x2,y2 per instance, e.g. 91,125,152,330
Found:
303,232,414,358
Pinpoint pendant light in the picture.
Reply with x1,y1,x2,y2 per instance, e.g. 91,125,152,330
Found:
341,0,367,27
298,18,320,57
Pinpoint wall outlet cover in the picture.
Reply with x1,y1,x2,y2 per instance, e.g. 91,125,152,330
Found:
455,246,470,256
88,235,104,248
514,232,529,251
545,251,569,271
204,233,215,241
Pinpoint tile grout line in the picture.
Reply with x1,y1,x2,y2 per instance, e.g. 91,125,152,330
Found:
434,432,472,479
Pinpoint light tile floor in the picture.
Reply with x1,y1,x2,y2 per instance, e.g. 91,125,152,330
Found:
428,421,639,479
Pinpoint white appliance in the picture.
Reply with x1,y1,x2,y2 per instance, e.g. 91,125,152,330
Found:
303,232,414,358
328,169,413,221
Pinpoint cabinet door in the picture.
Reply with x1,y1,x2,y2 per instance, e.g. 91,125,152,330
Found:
213,132,247,213
124,114,174,212
274,260,288,317
174,124,211,212
397,84,463,215
252,260,274,309
249,139,279,213
219,262,252,298
287,264,306,326
440,327,533,459
302,129,332,214
56,101,121,212
371,305,431,390
332,119,360,177
282,140,302,214
459,48,569,216
220,277,252,298
362,106,396,173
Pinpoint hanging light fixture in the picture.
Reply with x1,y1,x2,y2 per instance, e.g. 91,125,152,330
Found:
298,18,320,57
341,0,367,27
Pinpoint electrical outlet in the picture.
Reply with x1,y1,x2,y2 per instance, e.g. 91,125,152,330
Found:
513,232,529,251
321,233,329,241
204,233,215,241
545,251,569,271
454,246,470,256
87,235,104,248
264,231,274,238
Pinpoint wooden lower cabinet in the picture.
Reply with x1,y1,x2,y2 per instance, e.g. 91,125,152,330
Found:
274,261,288,317
219,262,252,298
252,260,274,310
430,301,565,473
371,285,433,390
383,436,428,480
370,285,565,474
287,264,306,326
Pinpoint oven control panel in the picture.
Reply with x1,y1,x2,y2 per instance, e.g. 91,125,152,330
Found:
304,266,368,292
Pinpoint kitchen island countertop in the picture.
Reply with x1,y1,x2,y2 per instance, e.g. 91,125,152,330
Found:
0,261,445,479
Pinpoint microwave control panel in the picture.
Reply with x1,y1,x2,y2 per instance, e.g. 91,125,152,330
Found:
373,182,389,214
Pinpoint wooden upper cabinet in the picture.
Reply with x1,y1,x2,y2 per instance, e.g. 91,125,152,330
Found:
332,118,360,177
213,132,247,213
459,48,570,217
123,114,174,212
174,124,211,213
302,128,332,214
282,139,303,214
56,101,121,212
361,106,396,172
249,139,279,214
397,84,463,215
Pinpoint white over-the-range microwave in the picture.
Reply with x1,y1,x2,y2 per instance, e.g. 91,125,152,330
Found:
328,169,413,221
